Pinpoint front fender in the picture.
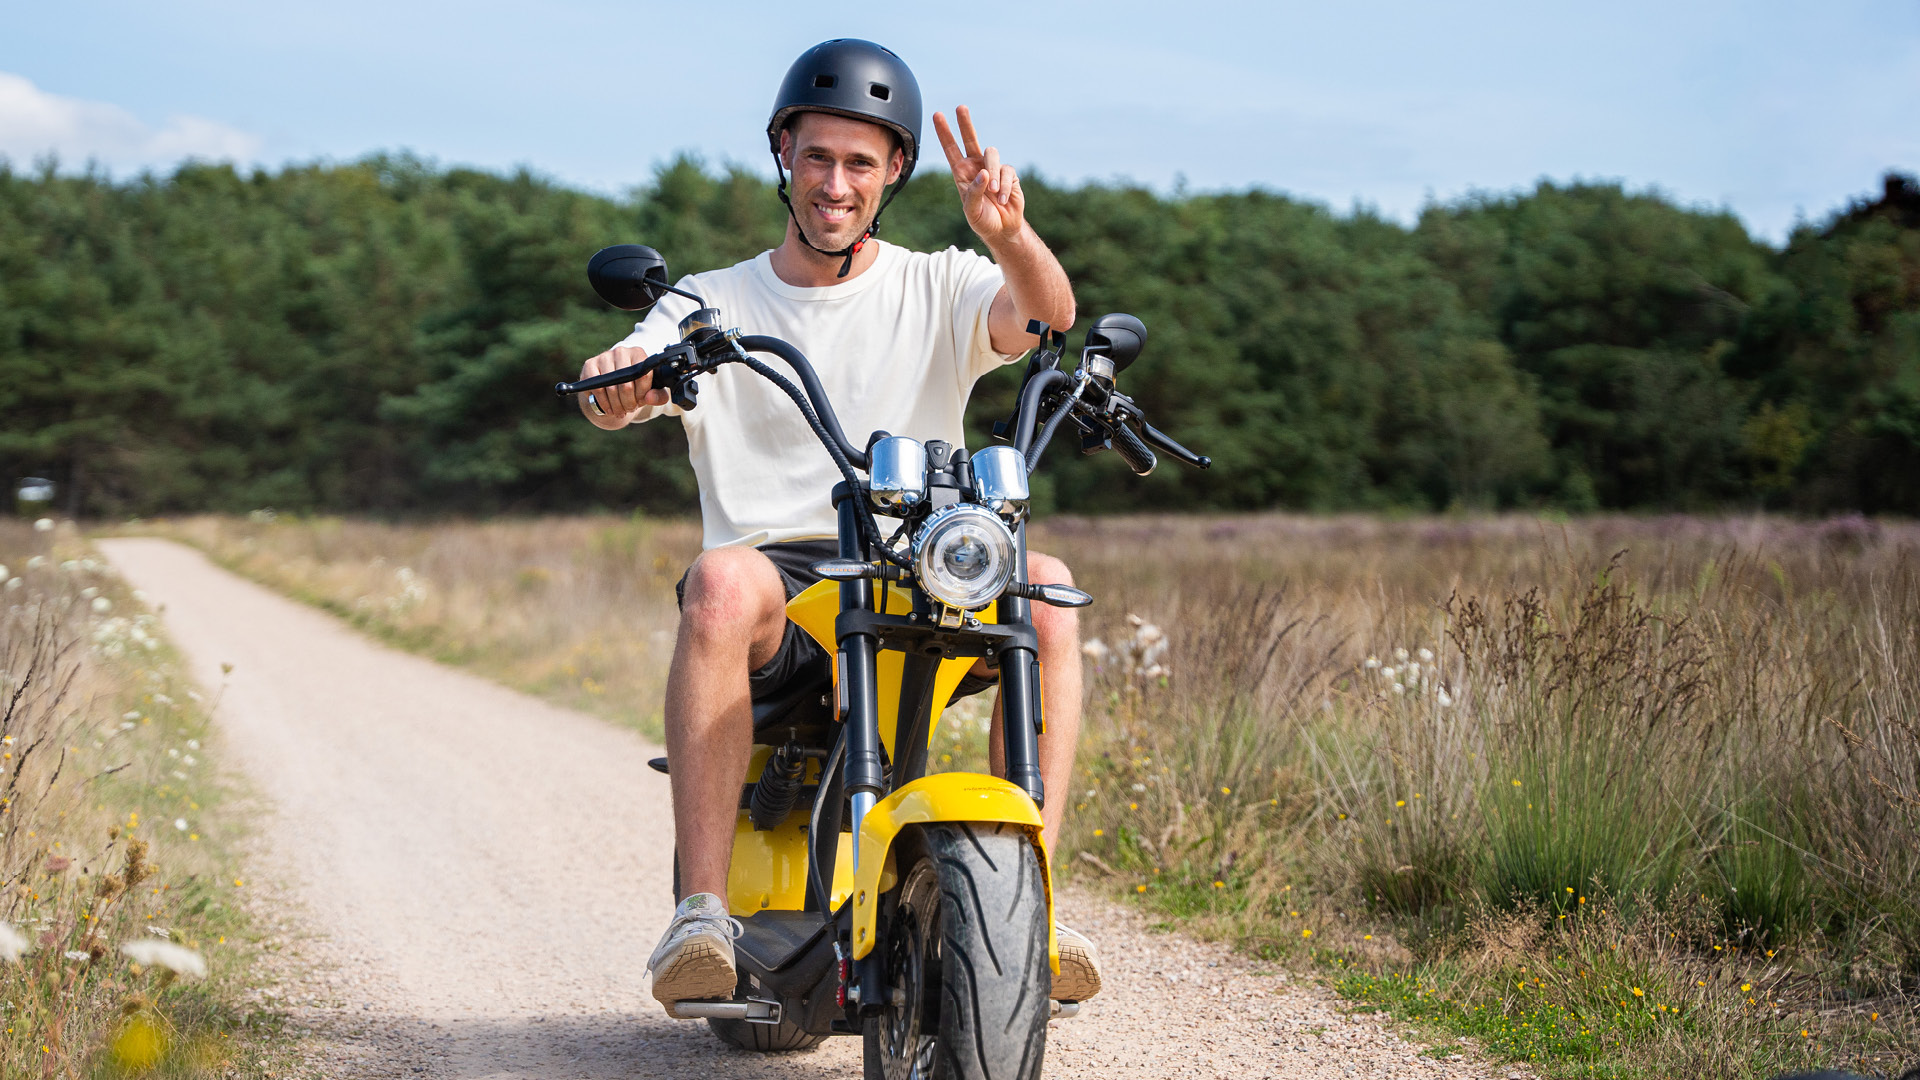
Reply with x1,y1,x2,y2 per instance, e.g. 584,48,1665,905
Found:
848,774,1057,973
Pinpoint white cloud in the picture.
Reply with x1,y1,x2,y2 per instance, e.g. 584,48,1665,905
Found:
0,71,260,172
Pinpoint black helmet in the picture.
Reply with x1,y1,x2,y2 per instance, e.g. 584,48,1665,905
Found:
766,39,922,276
766,39,921,183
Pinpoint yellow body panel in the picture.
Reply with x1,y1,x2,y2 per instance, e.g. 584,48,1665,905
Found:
726,812,854,913
846,774,1056,971
784,578,996,759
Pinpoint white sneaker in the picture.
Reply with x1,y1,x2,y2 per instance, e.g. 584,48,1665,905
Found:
648,893,744,1017
1052,921,1103,1001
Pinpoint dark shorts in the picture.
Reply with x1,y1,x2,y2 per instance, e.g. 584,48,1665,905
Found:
676,539,996,723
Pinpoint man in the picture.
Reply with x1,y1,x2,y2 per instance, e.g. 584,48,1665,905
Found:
574,38,1102,1015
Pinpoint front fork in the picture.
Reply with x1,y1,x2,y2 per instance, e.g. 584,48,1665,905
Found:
830,487,1047,1010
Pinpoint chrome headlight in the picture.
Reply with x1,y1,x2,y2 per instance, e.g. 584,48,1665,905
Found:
912,504,1017,611
868,436,928,512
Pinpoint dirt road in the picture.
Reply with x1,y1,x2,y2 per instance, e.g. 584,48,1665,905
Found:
102,538,1508,1080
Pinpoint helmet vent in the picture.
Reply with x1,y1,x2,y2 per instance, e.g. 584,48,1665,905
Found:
868,82,891,101
813,74,836,89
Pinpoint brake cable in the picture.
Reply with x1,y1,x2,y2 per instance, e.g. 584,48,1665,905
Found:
728,352,913,569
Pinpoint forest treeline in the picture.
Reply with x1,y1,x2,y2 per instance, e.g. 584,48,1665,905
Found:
2,155,1917,517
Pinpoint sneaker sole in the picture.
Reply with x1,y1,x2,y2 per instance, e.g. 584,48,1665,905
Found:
1051,941,1102,1002
650,940,738,1018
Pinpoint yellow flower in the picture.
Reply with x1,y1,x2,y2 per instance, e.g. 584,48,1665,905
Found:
1801,1030,1810,1038
1212,880,1224,889
1129,802,1138,810
1740,984,1750,992
1631,987,1644,997
1301,929,1312,938
1093,829,1104,837
1135,884,1147,893
1220,787,1231,795
1395,800,1406,807
1565,887,1574,894
1511,779,1522,787
1364,934,1373,941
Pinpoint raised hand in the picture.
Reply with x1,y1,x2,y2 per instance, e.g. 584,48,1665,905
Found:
933,106,1025,247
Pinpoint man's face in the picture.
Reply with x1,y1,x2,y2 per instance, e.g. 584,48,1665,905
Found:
780,112,904,251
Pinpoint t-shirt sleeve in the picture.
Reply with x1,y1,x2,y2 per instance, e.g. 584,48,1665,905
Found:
604,277,702,422
944,247,1020,384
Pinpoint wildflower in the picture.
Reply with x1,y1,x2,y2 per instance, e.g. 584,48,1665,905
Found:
121,940,207,979
1301,929,1312,938
1740,983,1750,992
1417,647,1433,662
1364,934,1373,940
1212,881,1224,889
174,819,188,831
1566,887,1574,894
1092,829,1104,837
1381,666,1396,681
1130,783,1145,793
64,950,90,962
27,556,46,570
0,923,28,962
1512,779,1522,787
1081,638,1110,662
1395,800,1406,807
34,518,54,533
1363,656,1380,669
1393,647,1409,662
1135,884,1147,893
1436,690,1453,707
1220,787,1231,796
1390,683,1405,695
1631,987,1644,997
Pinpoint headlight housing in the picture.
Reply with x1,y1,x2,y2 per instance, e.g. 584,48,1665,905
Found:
912,504,1017,611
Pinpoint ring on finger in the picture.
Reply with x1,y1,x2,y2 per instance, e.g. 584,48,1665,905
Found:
587,392,608,417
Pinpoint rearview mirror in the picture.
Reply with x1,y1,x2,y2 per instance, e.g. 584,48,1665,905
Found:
587,245,671,311
1083,313,1147,375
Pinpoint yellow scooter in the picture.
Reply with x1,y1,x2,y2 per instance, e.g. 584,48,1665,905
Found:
559,244,1209,1078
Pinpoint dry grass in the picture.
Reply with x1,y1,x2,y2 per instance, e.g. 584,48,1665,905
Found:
135,511,1920,1078
0,519,287,1077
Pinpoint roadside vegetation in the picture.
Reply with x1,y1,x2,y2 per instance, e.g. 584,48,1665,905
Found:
0,519,287,1077
139,511,1918,1078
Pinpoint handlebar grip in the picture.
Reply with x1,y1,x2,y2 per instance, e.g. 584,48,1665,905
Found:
1138,420,1212,470
1110,422,1158,476
553,353,667,397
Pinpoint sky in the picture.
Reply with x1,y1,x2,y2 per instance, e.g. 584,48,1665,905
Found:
3,1,1917,242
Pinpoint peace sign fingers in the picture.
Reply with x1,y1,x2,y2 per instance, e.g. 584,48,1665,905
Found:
932,110,974,180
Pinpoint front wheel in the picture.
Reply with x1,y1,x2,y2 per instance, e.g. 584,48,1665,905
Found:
862,822,1049,1080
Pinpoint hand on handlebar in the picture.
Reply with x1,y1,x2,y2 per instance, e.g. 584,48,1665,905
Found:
577,345,668,428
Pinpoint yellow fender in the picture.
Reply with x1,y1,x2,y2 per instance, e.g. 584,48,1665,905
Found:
847,774,1057,973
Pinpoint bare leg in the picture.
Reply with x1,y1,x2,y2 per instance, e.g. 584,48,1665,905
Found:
665,547,790,904
984,552,1082,849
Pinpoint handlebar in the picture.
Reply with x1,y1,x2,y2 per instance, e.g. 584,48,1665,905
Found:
1110,423,1157,476
554,334,869,470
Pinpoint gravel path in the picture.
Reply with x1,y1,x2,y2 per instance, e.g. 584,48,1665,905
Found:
101,538,1517,1080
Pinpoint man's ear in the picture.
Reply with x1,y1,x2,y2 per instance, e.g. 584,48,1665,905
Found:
885,145,904,186
778,127,794,171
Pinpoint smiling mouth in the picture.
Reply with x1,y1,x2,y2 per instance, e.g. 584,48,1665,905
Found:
814,203,854,223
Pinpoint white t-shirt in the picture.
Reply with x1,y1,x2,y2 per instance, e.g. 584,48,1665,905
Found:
612,240,1016,549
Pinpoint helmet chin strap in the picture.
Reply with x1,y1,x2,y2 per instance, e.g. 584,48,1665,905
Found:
772,153,900,279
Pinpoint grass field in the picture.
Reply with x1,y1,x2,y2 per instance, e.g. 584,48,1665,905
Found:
141,511,1919,1079
0,520,290,1077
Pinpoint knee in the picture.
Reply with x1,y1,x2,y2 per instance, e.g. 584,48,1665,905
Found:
679,547,786,641
1026,552,1079,645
